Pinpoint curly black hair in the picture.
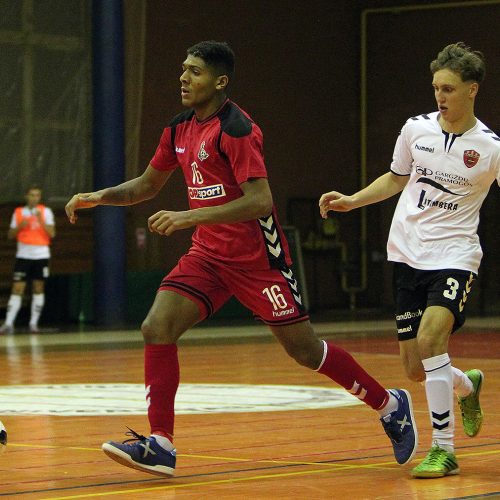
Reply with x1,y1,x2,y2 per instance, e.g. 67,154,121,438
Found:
187,41,235,81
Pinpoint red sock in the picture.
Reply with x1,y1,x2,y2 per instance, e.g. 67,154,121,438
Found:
145,343,179,441
318,341,388,410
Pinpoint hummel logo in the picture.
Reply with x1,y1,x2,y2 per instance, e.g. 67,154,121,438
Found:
280,269,302,305
264,229,278,244
258,215,283,259
465,273,474,293
259,216,274,230
415,143,434,153
175,146,185,153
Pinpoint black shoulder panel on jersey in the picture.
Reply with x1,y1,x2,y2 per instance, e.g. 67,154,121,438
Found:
218,102,253,138
168,109,195,149
168,109,195,128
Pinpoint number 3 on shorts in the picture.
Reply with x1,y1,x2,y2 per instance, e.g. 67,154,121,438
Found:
443,277,460,300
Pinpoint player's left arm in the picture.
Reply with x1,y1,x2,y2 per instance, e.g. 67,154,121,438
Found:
148,177,273,236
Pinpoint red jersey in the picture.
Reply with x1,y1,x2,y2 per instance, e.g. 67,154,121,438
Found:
150,100,292,270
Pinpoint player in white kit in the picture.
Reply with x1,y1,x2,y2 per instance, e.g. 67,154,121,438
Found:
319,42,499,478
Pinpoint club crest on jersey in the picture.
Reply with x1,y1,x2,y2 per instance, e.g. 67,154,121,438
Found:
197,141,209,162
463,149,480,168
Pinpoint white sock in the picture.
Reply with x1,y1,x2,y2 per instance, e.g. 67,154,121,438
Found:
422,353,454,453
452,366,473,397
378,391,399,418
30,293,45,328
151,434,174,451
5,295,22,326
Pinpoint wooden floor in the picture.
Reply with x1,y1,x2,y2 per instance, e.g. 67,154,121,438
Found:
0,318,499,499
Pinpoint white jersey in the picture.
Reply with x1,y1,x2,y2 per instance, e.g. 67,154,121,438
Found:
388,111,500,274
10,206,55,260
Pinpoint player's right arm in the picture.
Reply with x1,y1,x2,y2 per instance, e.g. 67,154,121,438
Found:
65,164,173,224
319,171,409,218
7,212,27,240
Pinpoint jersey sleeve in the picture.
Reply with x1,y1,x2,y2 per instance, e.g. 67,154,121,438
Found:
390,121,413,175
495,149,500,187
150,128,179,171
219,125,267,185
9,211,16,229
44,208,55,226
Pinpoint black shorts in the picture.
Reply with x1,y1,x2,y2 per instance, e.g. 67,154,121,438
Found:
13,258,50,282
392,262,476,342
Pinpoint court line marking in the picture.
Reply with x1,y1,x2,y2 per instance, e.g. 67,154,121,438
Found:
43,447,500,500
43,464,400,499
2,444,499,498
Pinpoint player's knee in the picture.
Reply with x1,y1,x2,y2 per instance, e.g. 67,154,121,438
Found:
12,283,25,295
141,315,178,343
283,342,321,369
417,331,446,359
404,363,425,383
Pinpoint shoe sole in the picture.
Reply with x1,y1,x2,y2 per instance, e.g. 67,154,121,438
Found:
412,467,460,479
461,370,484,438
102,443,175,478
392,389,419,465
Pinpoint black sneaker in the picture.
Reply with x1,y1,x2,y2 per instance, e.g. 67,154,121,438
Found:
102,428,176,477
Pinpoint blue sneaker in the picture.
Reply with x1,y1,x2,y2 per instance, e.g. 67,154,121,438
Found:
102,428,176,477
380,389,418,465
0,420,7,454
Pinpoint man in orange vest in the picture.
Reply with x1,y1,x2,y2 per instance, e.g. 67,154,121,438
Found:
0,186,55,334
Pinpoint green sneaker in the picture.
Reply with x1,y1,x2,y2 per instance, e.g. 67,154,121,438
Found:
458,369,484,437
411,445,460,478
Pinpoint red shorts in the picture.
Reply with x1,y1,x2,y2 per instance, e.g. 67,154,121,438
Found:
159,253,309,326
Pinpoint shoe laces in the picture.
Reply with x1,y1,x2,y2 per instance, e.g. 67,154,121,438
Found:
122,427,148,444
382,419,403,443
423,443,450,465
428,446,443,460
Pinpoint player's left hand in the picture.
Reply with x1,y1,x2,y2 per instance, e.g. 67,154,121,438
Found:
148,210,195,236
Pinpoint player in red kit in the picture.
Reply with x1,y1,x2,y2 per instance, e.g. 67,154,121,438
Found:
65,41,417,477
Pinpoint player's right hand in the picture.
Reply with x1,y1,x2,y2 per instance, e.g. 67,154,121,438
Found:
319,191,354,218
65,192,101,224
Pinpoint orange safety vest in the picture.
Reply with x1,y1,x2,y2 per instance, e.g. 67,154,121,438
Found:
15,205,51,246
